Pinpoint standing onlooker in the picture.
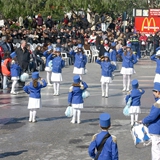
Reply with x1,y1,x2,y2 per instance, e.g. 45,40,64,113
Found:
15,40,30,72
140,82,160,160
23,72,47,122
125,79,145,126
68,75,88,124
120,43,137,91
51,47,65,96
1,52,12,90
36,14,43,27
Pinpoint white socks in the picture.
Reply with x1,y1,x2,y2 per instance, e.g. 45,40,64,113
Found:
123,74,131,91
29,109,37,122
11,80,17,93
46,71,51,85
130,114,138,125
71,109,81,124
53,82,60,95
101,82,109,97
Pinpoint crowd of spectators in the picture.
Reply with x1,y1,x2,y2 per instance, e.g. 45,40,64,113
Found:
0,13,160,88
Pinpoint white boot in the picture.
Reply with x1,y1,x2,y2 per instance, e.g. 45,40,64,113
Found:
101,83,105,97
77,110,81,124
32,110,37,122
29,110,33,122
105,83,109,98
122,86,126,92
71,109,76,124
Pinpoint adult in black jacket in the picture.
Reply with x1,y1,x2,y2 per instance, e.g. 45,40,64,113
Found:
15,40,30,72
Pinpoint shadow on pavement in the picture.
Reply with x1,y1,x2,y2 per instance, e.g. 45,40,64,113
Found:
0,150,27,158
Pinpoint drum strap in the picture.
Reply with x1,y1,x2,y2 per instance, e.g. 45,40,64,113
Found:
94,133,111,160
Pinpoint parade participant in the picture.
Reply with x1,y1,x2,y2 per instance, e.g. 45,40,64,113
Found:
109,42,117,66
88,113,119,160
125,79,145,126
1,51,12,90
43,45,53,86
68,75,88,124
23,72,47,122
51,47,65,96
70,44,87,79
10,52,21,95
120,43,137,92
150,48,160,83
140,82,160,160
96,52,116,98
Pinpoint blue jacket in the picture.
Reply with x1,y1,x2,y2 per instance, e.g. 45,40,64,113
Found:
70,50,87,68
68,81,88,104
43,51,53,67
150,54,160,74
96,59,116,77
120,51,137,68
110,49,117,62
52,56,65,73
23,79,47,99
88,131,119,160
125,88,145,106
142,99,160,135
11,63,21,77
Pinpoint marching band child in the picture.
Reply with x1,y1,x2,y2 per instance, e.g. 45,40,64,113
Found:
70,44,87,79
10,52,21,95
125,79,145,126
140,82,160,160
23,72,47,122
88,113,119,160
68,75,88,124
51,47,65,96
96,52,116,98
43,45,53,86
150,48,160,83
120,43,137,92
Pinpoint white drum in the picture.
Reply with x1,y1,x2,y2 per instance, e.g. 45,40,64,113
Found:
131,123,151,148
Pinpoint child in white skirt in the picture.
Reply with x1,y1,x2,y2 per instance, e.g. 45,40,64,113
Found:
120,43,137,92
51,47,65,96
68,75,88,124
43,45,53,86
23,72,47,122
125,79,145,126
69,44,87,79
10,52,21,95
150,48,160,83
96,52,116,98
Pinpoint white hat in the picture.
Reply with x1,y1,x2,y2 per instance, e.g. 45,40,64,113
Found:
156,50,160,56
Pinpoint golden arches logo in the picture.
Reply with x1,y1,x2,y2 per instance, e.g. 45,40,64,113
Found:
141,17,156,31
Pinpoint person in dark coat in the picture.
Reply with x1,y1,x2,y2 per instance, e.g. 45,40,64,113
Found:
15,40,30,72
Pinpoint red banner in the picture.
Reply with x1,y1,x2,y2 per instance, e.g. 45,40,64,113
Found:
149,9,160,17
135,17,160,34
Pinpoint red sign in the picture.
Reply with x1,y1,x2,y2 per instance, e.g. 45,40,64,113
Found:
135,17,160,34
149,9,160,17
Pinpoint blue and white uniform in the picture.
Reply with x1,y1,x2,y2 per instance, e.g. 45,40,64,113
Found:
119,44,138,91
23,72,47,122
70,44,87,75
68,75,88,124
88,113,119,160
126,79,145,125
142,83,160,160
96,52,116,97
150,50,160,83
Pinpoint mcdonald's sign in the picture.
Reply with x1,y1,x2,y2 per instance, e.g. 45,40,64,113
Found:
135,17,160,34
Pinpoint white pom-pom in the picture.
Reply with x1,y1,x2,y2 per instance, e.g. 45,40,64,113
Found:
20,73,29,82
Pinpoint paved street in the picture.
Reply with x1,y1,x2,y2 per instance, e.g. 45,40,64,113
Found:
0,57,156,160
